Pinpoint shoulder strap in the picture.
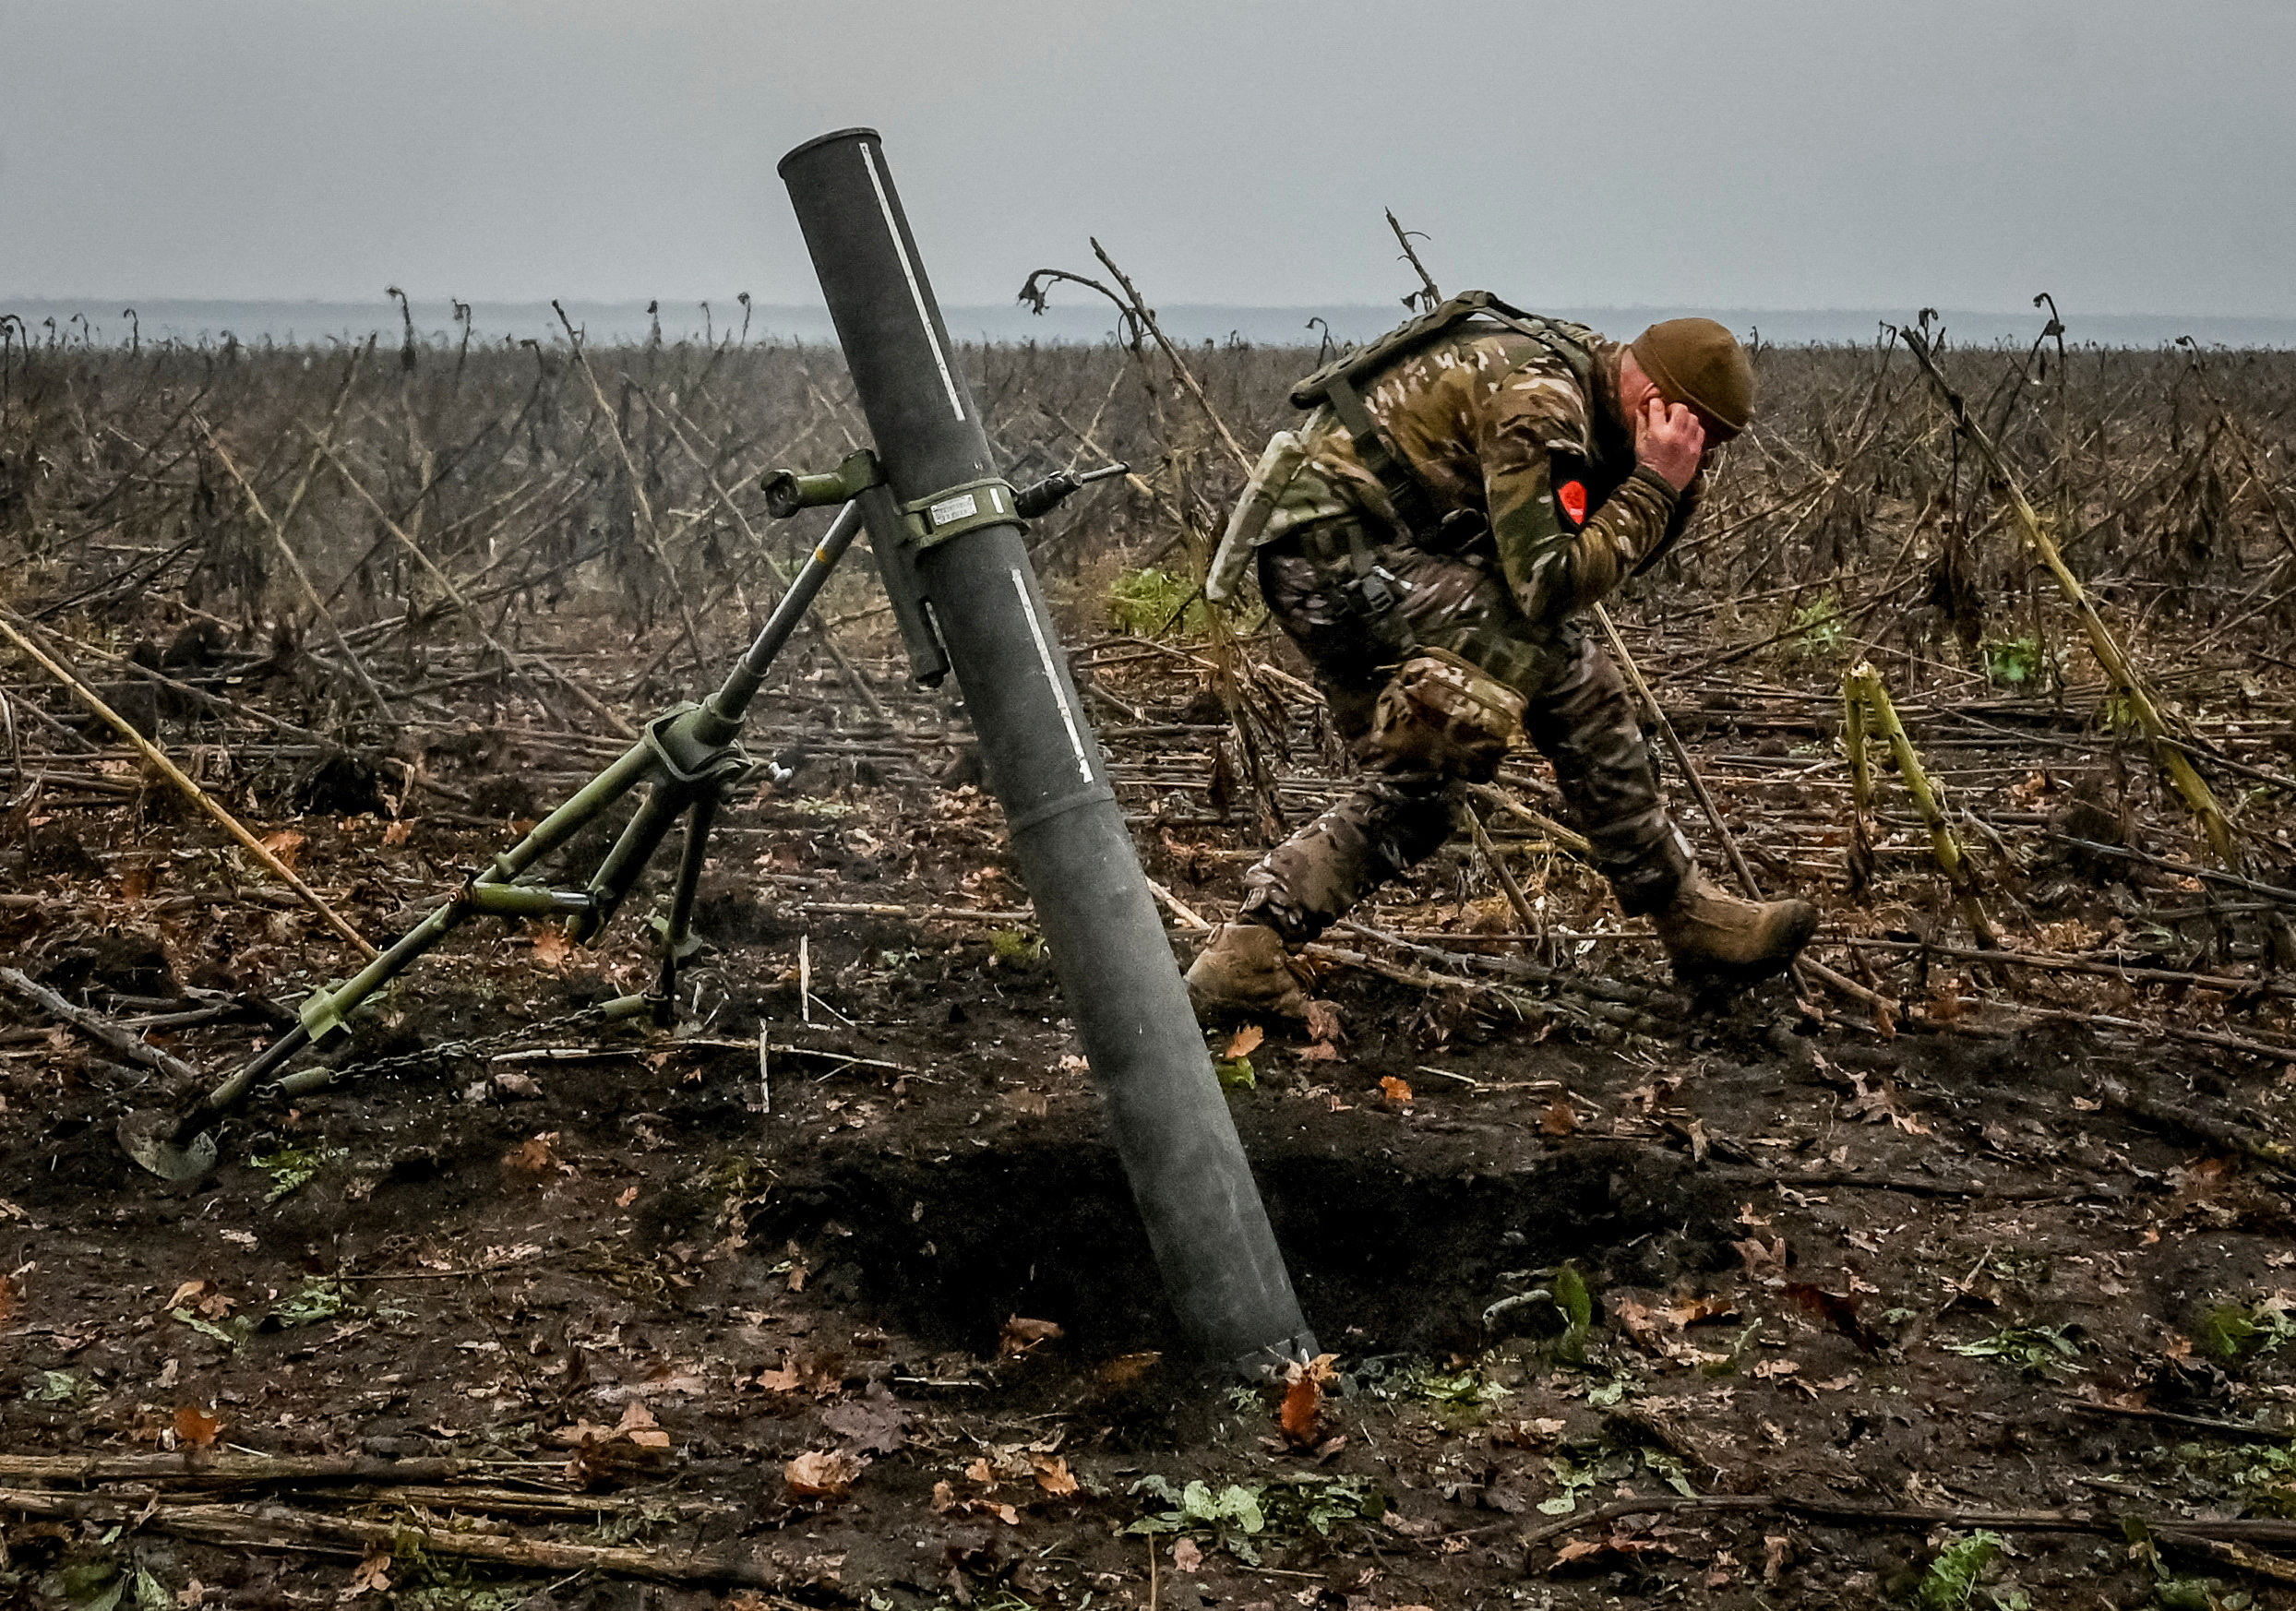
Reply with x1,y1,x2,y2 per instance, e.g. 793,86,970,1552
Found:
1321,372,1443,544
1288,292,1602,546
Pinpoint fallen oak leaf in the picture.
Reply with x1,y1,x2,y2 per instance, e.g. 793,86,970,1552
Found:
1732,1235,1788,1277
1540,1098,1578,1137
1785,1282,1886,1354
820,1386,909,1454
615,1400,670,1450
1379,1075,1414,1105
1031,1453,1079,1497
1280,1352,1339,1447
340,1547,391,1601
1224,1023,1264,1059
173,1405,222,1449
784,1448,865,1499
999,1316,1063,1357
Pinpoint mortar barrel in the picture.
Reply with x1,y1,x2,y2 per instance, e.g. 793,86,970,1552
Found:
776,127,1316,1373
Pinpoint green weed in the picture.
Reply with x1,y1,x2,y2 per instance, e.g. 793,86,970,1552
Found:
1106,567,1204,637
268,1279,350,1329
987,927,1044,967
252,1144,347,1204
1127,1474,1384,1564
1946,1325,2083,1378
1214,1054,1256,1091
2198,1299,2296,1363
1981,636,2045,686
1779,591,1846,660
1914,1530,2013,1610
25,1368,84,1402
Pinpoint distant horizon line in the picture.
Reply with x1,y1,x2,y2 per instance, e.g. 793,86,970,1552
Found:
6,295,2292,350
6,293,2293,321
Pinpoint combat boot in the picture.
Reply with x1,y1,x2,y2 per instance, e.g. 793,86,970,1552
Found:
1185,921,1310,1020
1652,871,1818,984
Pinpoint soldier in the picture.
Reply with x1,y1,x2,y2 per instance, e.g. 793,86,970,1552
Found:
1187,294,1818,1019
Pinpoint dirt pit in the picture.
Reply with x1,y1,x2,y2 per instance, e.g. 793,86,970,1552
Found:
756,1121,1733,1361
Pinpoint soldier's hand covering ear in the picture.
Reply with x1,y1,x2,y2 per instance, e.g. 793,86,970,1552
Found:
1634,397,1706,492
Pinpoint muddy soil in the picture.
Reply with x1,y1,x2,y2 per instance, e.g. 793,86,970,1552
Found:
6,625,2296,1611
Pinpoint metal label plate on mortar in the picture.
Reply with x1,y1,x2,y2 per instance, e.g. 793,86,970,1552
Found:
929,491,979,527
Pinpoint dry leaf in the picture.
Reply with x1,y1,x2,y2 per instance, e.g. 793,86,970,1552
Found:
784,1448,865,1498
821,1388,909,1455
1280,1352,1338,1447
1785,1283,1886,1354
616,1185,640,1208
173,1405,222,1448
1540,1098,1578,1137
340,1548,391,1601
1733,1235,1788,1276
1224,1024,1264,1059
1031,1453,1078,1497
1170,1537,1203,1574
1611,1297,1663,1347
502,1132,567,1185
615,1401,670,1450
257,829,306,870
1096,1352,1162,1386
1294,1041,1341,1061
381,819,413,847
999,1316,1063,1357
1845,1074,1931,1135
1303,998,1345,1046
1379,1075,1414,1104
530,927,574,970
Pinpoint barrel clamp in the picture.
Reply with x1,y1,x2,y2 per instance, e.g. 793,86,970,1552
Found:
903,477,1020,550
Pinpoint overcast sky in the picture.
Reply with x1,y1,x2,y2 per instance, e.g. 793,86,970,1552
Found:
3,0,2291,317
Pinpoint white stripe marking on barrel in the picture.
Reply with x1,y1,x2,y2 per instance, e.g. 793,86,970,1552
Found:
861,140,964,424
1012,567,1093,782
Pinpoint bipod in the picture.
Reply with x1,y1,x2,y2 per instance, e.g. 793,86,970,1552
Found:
119,462,1122,1181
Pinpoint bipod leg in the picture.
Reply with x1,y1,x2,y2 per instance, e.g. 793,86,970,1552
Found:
116,507,867,1183
646,791,722,1028
118,749,655,1180
118,899,477,1179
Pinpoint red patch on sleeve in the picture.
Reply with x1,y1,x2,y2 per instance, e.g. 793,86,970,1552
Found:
1557,480,1588,526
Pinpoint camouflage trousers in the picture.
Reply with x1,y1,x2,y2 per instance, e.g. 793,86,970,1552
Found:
1238,534,1693,944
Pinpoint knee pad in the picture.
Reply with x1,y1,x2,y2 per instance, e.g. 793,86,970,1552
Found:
1366,649,1525,780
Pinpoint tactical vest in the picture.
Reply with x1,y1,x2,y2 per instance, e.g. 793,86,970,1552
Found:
1273,292,1601,696
1287,291,1600,550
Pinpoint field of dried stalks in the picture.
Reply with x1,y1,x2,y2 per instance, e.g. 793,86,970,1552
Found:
5,319,2296,1610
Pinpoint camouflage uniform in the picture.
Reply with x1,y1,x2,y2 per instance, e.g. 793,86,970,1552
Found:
1236,320,1705,945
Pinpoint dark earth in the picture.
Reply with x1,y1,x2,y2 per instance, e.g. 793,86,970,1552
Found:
7,616,2296,1611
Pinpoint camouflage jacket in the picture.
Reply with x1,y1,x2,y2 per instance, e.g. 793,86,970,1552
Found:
1264,321,1707,626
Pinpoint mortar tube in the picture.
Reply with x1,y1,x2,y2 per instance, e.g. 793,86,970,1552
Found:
777,128,1317,1375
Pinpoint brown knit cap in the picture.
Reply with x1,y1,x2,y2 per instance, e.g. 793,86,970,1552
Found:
1629,318,1755,439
